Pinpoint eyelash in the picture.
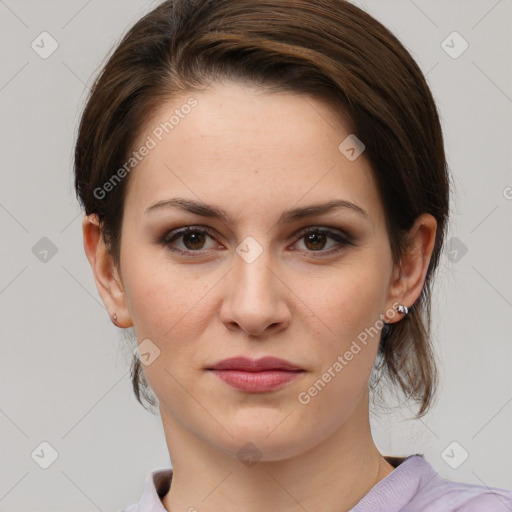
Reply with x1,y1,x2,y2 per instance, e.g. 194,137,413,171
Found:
159,226,354,258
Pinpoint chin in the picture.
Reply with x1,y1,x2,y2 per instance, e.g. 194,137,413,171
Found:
209,416,319,463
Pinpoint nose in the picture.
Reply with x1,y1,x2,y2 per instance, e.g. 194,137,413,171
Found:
219,244,291,337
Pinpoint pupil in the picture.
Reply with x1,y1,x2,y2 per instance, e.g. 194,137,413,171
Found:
184,232,204,250
306,232,325,250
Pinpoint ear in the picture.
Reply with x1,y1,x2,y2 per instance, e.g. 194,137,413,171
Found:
82,214,133,327
385,213,437,324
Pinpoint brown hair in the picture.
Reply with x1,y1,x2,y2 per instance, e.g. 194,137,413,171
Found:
74,0,449,418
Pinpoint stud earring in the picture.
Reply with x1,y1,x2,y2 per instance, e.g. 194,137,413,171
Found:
396,304,409,315
111,313,118,324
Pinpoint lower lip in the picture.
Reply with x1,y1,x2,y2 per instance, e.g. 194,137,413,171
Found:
209,370,303,392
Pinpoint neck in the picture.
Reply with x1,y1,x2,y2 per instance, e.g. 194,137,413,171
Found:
160,394,395,512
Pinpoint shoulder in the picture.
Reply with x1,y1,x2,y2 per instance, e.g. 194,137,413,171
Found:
353,454,512,512
408,476,512,511
402,456,512,512
119,467,173,512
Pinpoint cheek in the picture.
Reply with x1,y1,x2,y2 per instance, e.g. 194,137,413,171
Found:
122,246,205,333
293,256,390,392
291,279,386,435
310,258,390,342
121,256,216,400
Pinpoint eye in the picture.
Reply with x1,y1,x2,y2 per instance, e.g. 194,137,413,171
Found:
161,227,218,254
292,227,353,255
160,226,354,257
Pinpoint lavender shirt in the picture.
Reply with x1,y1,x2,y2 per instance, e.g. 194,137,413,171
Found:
121,454,512,511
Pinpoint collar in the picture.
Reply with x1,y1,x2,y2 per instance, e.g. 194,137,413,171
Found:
133,454,436,511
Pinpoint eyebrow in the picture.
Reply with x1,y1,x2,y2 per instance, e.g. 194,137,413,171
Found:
144,198,368,224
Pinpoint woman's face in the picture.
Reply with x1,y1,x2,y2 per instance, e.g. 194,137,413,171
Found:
116,81,402,460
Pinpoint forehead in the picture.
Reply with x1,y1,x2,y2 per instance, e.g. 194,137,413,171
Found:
123,81,382,224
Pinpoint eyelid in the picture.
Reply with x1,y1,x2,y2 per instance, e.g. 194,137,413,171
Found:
160,225,219,247
292,226,354,245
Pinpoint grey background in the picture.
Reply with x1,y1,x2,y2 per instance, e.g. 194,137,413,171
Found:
0,0,511,510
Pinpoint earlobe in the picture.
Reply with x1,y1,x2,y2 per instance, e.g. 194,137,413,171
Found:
82,215,133,327
385,214,437,324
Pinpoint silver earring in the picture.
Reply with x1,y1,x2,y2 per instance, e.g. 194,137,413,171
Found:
111,313,118,323
396,304,409,315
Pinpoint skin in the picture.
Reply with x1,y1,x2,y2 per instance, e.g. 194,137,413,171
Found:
83,81,437,511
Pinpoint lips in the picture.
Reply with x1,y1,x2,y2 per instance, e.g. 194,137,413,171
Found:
207,356,305,393
208,356,303,372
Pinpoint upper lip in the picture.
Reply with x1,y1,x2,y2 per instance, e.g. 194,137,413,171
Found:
207,356,303,372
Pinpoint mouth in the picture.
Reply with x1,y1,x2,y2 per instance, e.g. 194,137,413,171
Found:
206,356,305,393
